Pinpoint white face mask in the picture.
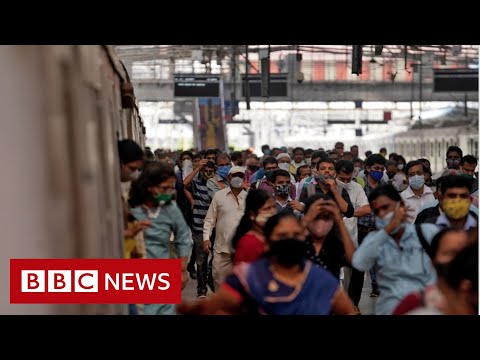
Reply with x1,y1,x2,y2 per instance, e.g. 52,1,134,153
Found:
230,176,244,189
129,169,141,181
305,158,312,166
182,159,193,169
308,218,335,238
336,178,350,190
255,211,277,226
278,163,291,171
397,164,404,171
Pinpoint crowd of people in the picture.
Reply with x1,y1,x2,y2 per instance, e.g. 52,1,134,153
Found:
118,140,478,315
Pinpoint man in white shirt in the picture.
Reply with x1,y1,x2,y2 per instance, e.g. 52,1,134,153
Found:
203,166,247,290
400,160,436,223
334,160,371,290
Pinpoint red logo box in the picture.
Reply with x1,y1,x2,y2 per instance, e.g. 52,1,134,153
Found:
10,259,182,304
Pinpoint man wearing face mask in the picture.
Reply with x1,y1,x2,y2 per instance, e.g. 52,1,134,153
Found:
298,158,354,219
352,184,441,315
206,153,231,200
292,147,306,170
271,169,303,218
261,144,271,157
433,146,463,180
460,155,478,195
334,160,371,290
348,154,387,305
276,153,297,182
303,194,356,280
295,151,327,200
245,155,260,185
251,157,297,199
183,159,217,298
434,175,478,231
304,148,314,167
203,166,248,290
400,161,436,223
384,160,400,190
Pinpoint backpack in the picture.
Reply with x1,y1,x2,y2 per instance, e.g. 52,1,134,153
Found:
215,178,226,190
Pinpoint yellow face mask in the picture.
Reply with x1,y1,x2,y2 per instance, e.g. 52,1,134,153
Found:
442,198,471,220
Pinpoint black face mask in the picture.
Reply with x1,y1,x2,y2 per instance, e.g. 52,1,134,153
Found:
387,172,396,179
248,165,260,172
268,238,307,267
434,263,450,278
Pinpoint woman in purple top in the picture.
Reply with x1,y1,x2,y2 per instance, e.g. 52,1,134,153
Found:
177,213,358,315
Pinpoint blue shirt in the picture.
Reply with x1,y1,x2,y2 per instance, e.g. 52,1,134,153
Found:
130,202,192,260
352,223,440,315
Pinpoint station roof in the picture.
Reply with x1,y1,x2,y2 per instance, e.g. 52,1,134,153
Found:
114,45,478,67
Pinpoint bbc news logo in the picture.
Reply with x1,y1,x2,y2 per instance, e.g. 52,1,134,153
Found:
10,259,181,304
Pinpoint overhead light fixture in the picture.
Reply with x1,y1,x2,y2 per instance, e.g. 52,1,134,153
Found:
352,45,363,75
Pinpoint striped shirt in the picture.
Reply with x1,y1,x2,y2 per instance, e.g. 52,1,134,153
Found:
190,173,212,234
357,175,388,229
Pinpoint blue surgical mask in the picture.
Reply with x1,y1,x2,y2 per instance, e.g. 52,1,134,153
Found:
375,211,394,230
409,175,425,190
370,170,384,182
375,203,402,234
217,165,232,180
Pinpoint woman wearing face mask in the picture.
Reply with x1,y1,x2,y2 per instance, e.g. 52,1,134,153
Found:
118,140,149,259
303,194,356,280
177,213,358,315
231,189,277,265
393,155,408,192
129,161,192,315
352,184,442,315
